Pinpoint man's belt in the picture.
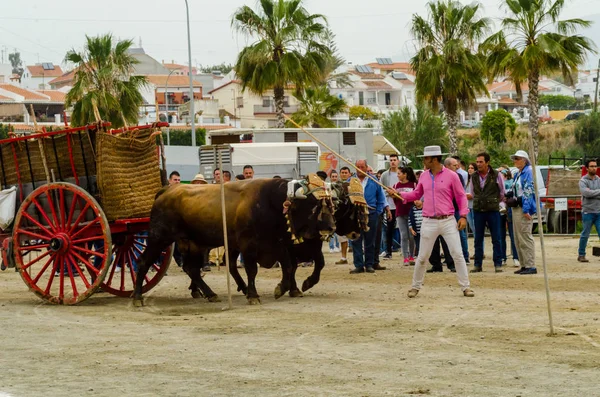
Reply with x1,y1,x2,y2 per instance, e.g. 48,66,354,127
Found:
424,215,452,219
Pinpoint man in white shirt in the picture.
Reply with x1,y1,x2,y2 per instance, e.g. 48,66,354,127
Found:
379,154,400,259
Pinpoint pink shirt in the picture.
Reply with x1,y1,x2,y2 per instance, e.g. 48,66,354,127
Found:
401,166,468,217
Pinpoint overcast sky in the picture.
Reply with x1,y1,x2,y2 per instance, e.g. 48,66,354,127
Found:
1,0,599,71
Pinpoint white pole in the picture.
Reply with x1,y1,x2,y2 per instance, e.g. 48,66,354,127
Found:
184,0,196,147
218,147,233,309
528,134,555,335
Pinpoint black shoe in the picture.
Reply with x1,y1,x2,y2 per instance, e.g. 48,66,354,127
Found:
519,267,537,275
383,254,392,260
448,267,456,273
373,264,387,270
349,268,365,274
495,267,503,273
470,267,482,273
514,267,525,274
202,265,211,272
365,267,375,273
426,268,443,273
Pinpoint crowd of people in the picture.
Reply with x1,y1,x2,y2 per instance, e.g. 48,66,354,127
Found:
164,146,600,298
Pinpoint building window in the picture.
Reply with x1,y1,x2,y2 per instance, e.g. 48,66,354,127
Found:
236,96,244,108
358,92,364,106
284,132,298,142
283,96,290,107
343,131,356,145
262,96,272,107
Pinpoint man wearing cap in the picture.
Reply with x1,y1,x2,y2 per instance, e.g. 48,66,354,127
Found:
393,146,474,297
509,150,537,274
191,174,208,185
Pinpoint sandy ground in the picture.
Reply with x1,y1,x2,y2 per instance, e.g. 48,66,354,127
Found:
0,236,599,397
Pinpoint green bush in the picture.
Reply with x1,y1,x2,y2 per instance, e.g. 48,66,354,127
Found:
538,94,577,110
480,109,517,143
574,112,600,154
0,124,11,140
349,106,379,120
162,128,206,146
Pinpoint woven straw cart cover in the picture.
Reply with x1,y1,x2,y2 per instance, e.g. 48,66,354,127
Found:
96,129,163,221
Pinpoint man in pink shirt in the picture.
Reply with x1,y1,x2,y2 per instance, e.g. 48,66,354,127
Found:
393,146,474,298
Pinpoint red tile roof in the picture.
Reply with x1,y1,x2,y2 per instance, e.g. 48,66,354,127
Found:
146,75,202,87
349,71,385,80
208,80,242,94
0,94,14,101
0,84,49,101
26,64,64,78
36,90,66,102
49,69,76,85
362,81,392,89
366,62,412,72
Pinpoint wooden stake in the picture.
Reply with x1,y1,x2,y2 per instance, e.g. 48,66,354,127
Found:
29,104,51,184
218,146,233,310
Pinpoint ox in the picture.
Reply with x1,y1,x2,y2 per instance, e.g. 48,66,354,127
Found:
132,176,336,306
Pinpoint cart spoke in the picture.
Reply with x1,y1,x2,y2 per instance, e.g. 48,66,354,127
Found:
58,254,65,301
44,189,60,231
66,256,79,300
68,254,91,289
59,187,66,230
20,211,55,238
32,254,56,284
17,243,50,252
44,255,60,295
127,251,137,285
67,202,91,234
72,244,106,259
22,250,52,271
70,218,102,240
71,235,107,245
64,191,80,233
106,248,123,288
31,196,58,233
71,250,100,276
17,229,53,242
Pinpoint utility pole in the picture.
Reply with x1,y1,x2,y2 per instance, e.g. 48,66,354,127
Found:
594,58,600,113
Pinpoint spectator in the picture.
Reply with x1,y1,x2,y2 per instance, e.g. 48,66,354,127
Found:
380,154,401,260
577,159,600,262
408,201,423,257
329,170,339,183
392,166,417,266
168,171,181,185
243,165,254,179
213,168,221,184
349,160,389,273
509,150,537,275
397,146,474,298
316,171,328,181
235,174,245,181
498,166,519,267
273,175,282,179
191,174,208,185
444,157,470,264
335,166,353,265
223,170,232,182
469,152,504,273
451,155,468,188
466,162,477,239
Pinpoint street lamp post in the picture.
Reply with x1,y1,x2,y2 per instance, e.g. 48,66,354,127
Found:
164,69,176,145
184,0,196,146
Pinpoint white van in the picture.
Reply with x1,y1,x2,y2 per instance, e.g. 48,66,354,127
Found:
198,142,321,182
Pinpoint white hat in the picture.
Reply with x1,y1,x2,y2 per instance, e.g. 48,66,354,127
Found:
416,145,449,157
192,173,207,184
510,150,530,162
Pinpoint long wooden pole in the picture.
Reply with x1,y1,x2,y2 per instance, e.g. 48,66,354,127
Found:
528,133,555,335
218,146,233,310
283,115,402,199
29,104,51,184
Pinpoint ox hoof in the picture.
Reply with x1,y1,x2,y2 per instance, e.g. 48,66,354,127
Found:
191,290,203,299
289,289,304,298
132,298,144,308
274,284,284,299
247,297,261,305
301,280,313,292
207,295,221,303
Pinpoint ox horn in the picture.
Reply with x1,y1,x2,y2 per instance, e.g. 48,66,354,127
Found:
294,186,308,199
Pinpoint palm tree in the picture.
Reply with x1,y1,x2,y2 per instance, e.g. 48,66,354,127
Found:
65,34,146,128
483,0,595,156
232,0,332,127
288,86,346,128
410,0,491,154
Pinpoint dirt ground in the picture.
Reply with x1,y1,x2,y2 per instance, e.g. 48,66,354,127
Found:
0,236,599,397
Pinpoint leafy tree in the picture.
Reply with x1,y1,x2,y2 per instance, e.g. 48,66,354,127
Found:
162,128,206,146
64,34,147,128
199,63,234,75
232,0,332,128
287,86,346,127
8,52,24,76
483,0,595,157
382,104,448,168
480,109,517,143
322,30,352,89
538,94,577,110
575,112,600,154
348,106,379,120
410,0,491,155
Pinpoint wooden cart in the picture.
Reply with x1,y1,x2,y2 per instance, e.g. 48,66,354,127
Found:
0,122,173,304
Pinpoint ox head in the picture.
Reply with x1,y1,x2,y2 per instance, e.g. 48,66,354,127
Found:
330,178,369,241
285,173,336,243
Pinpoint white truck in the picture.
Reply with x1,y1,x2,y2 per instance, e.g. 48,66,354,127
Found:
198,142,321,182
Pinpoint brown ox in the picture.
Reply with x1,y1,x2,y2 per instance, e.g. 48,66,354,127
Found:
132,177,336,306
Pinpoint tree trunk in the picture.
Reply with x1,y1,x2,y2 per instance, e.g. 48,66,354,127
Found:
528,70,540,158
446,110,459,155
274,86,285,128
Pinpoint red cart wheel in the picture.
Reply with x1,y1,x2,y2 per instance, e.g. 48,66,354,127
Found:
12,183,112,305
100,233,172,297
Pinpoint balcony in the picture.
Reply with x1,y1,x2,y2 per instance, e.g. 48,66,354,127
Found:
254,104,299,115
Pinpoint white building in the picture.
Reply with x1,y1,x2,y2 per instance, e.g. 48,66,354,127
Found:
575,70,599,102
21,63,64,90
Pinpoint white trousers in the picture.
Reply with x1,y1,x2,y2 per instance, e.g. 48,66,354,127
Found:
412,217,470,291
